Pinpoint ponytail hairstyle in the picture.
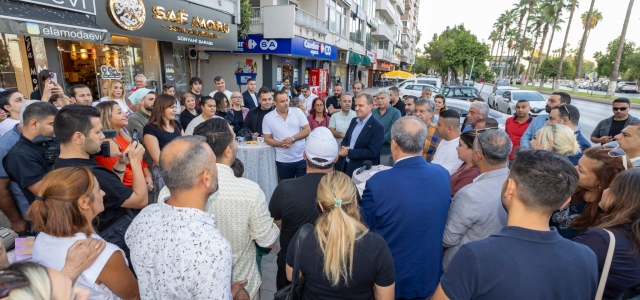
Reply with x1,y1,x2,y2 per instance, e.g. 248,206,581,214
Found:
535,124,581,157
27,167,96,237
315,171,368,286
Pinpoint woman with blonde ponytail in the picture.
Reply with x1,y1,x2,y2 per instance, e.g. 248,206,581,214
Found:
286,171,395,300
530,124,581,158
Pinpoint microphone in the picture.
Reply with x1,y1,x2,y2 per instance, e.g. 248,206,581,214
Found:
356,160,373,175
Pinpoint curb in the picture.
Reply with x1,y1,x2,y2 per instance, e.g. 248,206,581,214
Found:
479,83,640,109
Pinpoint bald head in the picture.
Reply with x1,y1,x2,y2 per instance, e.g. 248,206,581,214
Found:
391,117,428,154
160,136,218,194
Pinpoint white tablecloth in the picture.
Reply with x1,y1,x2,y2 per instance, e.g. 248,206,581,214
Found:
237,142,278,202
352,165,392,195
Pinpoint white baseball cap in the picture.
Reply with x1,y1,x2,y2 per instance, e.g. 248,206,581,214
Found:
305,127,339,166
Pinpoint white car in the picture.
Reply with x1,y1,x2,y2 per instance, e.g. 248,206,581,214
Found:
397,83,439,99
445,98,510,130
495,90,547,116
488,86,519,110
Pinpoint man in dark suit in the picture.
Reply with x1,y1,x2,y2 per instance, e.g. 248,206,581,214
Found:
360,116,451,300
336,93,384,176
242,78,259,110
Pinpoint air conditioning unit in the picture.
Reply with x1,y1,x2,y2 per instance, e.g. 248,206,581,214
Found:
188,48,198,60
339,52,346,60
199,52,210,60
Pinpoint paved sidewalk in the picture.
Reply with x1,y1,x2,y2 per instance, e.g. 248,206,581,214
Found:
259,240,280,299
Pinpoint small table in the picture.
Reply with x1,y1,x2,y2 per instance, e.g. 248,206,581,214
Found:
236,142,278,202
352,165,392,195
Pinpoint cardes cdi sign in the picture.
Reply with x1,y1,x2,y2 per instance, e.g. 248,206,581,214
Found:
214,34,338,61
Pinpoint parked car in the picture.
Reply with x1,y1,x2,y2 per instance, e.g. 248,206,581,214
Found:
397,83,439,99
496,81,510,87
616,81,638,93
488,86,520,110
463,80,474,86
400,77,443,89
598,81,611,91
495,90,546,116
445,98,510,130
439,86,478,101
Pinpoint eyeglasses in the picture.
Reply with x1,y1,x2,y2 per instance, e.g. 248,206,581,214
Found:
474,128,500,155
0,270,29,297
232,96,243,99
602,141,628,170
613,107,629,111
559,104,571,121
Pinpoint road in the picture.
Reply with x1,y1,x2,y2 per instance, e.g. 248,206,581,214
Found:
539,82,640,99
475,83,640,144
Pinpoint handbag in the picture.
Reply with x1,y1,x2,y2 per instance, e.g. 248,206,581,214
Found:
273,224,313,300
595,229,617,300
98,209,135,253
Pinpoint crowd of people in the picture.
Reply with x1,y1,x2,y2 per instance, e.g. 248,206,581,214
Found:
0,71,639,300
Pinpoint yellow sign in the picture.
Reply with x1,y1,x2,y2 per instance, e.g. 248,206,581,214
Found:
108,0,146,31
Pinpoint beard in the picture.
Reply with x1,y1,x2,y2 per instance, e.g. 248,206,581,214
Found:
545,105,552,113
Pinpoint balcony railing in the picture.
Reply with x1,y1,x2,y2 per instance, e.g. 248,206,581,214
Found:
366,43,374,51
295,7,327,35
251,7,262,24
350,32,364,45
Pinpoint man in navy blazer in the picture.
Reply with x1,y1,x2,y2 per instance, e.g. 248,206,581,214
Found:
242,78,259,110
361,116,451,300
336,93,384,176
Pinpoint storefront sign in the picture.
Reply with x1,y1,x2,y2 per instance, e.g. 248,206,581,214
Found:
367,17,378,29
212,34,338,60
17,0,97,15
24,36,40,91
96,0,237,49
101,65,122,79
366,50,377,64
0,19,110,43
354,5,365,20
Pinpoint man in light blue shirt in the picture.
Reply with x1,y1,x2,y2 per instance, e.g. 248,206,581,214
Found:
329,94,356,146
521,92,579,149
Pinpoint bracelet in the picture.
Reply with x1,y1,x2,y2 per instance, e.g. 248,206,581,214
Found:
113,168,125,174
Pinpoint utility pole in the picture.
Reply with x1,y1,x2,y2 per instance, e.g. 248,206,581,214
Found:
468,56,476,81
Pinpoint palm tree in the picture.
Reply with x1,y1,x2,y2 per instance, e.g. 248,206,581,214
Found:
540,0,568,88
516,0,538,86
572,0,597,93
607,0,634,97
489,29,501,72
581,9,603,38
524,8,543,86
554,0,578,91
532,2,556,82
496,10,517,80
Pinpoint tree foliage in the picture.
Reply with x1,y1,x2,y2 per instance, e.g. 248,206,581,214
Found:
539,58,573,79
238,0,253,39
593,38,636,78
422,25,490,85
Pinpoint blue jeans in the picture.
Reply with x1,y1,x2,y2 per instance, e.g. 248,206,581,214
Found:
276,160,306,180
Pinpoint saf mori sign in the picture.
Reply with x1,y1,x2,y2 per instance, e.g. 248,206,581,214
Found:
18,0,97,15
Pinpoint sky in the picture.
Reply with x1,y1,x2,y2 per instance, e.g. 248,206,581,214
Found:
417,0,640,64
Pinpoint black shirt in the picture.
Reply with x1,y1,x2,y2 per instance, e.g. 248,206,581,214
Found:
243,107,274,135
269,173,323,260
53,158,133,231
609,119,627,137
287,227,395,300
143,123,183,150
30,90,42,100
179,109,201,130
392,99,406,116
3,135,55,204
191,92,204,110
325,95,341,116
231,109,244,132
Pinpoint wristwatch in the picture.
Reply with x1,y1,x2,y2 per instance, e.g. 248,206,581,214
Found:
290,136,296,143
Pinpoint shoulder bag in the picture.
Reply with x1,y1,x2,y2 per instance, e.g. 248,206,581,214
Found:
595,229,616,300
273,224,314,300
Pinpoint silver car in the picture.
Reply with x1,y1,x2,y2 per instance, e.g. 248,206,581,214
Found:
445,98,510,129
488,86,519,110
495,90,546,116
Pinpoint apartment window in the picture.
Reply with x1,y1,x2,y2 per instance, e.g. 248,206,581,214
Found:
402,21,407,28
326,0,347,37
350,14,364,44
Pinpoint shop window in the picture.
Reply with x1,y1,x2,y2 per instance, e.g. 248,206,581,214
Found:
0,34,29,94
172,45,192,96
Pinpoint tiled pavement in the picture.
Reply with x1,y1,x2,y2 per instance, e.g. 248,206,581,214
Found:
259,240,280,299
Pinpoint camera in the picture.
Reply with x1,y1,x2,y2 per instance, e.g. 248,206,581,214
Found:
31,135,60,164
96,130,118,157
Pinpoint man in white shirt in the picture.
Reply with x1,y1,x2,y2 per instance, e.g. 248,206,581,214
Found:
210,76,233,100
0,90,25,136
298,83,318,114
329,93,356,145
432,109,463,175
615,120,640,168
126,136,249,300
263,91,311,180
160,119,278,299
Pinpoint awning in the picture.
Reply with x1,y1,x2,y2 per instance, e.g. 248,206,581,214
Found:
348,52,362,65
361,54,372,67
0,0,110,43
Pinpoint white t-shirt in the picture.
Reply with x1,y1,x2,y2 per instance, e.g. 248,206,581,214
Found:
300,93,318,115
95,97,132,116
209,90,233,101
185,115,222,135
432,137,464,175
0,118,19,137
262,107,309,162
32,232,126,300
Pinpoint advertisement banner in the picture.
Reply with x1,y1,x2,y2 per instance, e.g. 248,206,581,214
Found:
17,0,97,15
0,19,110,43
